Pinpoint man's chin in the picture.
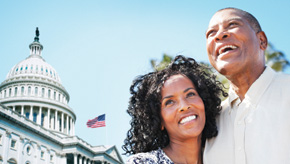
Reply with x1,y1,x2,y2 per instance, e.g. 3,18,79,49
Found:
215,63,236,76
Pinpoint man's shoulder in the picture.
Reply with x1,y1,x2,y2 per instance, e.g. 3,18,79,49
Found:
221,97,230,112
271,72,290,88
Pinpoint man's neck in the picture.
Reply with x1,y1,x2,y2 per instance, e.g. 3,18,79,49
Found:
227,65,266,101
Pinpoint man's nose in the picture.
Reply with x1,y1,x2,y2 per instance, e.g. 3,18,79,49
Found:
215,30,229,42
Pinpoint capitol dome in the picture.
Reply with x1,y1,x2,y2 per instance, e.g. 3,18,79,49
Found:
6,55,61,84
0,28,75,137
3,28,62,88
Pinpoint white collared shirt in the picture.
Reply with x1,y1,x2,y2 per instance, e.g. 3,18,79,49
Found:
204,67,290,164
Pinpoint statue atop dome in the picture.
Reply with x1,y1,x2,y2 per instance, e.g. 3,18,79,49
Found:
34,27,40,42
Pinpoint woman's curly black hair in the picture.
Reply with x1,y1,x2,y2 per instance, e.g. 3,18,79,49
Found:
122,55,227,155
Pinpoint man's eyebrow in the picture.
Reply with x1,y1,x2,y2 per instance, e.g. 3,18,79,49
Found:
205,17,244,34
226,17,243,22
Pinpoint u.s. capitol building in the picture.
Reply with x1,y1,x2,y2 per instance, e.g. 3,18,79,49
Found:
0,28,123,164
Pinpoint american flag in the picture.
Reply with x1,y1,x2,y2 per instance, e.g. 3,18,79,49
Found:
86,114,106,128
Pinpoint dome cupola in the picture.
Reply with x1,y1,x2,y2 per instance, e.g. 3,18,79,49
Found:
4,28,62,86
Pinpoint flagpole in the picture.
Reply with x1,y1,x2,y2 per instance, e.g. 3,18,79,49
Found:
105,124,108,145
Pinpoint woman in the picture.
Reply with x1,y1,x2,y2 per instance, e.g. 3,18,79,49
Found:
123,55,227,163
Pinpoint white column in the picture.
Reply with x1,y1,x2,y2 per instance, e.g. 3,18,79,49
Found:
47,108,50,129
73,120,75,135
79,155,82,164
61,112,64,132
51,112,55,130
66,115,69,134
55,110,58,131
18,136,25,163
72,120,75,135
37,107,42,125
70,117,73,135
12,106,15,111
3,130,11,163
84,158,87,164
29,106,33,121
21,105,24,116
74,153,78,164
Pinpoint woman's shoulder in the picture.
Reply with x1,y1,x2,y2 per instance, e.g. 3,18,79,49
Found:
126,148,173,164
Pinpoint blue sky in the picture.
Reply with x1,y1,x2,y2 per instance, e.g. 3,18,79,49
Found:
1,0,290,160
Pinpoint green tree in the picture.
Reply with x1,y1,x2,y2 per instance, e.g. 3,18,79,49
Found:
150,54,173,71
265,43,289,72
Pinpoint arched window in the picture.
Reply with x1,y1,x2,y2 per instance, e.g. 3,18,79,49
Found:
4,90,6,98
7,158,17,164
21,86,24,95
54,91,56,100
42,88,45,97
14,87,18,97
9,88,11,97
26,146,31,155
28,86,31,96
48,90,51,99
35,87,38,96
41,151,44,159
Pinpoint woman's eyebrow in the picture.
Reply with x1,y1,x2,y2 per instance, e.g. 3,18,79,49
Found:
184,87,196,93
161,95,173,101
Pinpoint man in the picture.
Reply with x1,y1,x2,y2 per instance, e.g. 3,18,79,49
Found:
203,7,290,164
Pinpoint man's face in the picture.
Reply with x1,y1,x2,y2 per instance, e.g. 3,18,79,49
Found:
205,9,265,76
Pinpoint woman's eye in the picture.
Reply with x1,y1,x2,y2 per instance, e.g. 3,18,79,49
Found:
186,92,196,98
165,100,174,106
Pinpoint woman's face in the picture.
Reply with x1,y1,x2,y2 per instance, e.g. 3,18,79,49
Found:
160,74,205,141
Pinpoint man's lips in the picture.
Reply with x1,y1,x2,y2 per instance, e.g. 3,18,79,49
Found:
216,44,238,57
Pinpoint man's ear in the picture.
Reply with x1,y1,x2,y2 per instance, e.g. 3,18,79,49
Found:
258,31,268,50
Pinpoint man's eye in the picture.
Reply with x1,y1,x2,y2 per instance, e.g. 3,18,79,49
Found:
186,92,196,98
229,22,238,27
165,100,174,106
206,30,215,38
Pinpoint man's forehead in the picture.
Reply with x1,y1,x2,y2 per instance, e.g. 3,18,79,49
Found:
208,9,244,28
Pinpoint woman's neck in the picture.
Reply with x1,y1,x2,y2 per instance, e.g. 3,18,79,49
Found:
163,137,202,164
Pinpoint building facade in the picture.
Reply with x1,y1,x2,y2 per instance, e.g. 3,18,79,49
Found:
0,28,123,164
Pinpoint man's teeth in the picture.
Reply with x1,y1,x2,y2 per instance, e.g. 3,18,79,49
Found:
180,115,197,124
219,45,237,55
